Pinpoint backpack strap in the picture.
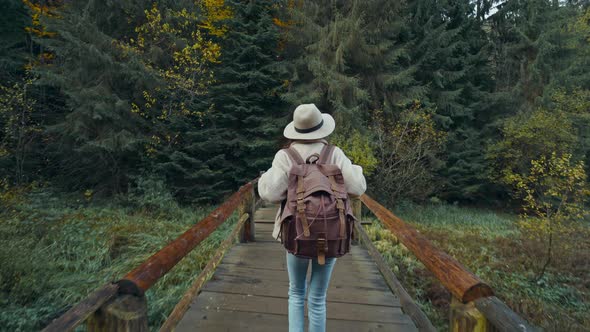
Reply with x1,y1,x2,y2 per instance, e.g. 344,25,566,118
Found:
284,147,305,165
297,175,311,237
318,144,335,164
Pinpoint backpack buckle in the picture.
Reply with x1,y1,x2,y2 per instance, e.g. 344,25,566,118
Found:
305,153,320,164
297,202,305,212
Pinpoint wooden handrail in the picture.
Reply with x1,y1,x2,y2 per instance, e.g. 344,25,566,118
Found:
41,178,540,332
360,194,493,303
474,296,540,332
359,194,540,331
353,218,436,332
42,179,258,331
159,212,252,331
41,284,119,332
119,180,257,295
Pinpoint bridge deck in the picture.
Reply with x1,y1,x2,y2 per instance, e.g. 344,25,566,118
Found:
175,205,418,331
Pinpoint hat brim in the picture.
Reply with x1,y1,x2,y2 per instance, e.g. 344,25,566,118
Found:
283,113,335,140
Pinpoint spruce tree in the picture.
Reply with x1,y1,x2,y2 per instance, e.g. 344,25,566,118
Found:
282,0,408,127
489,0,589,111
404,0,497,202
0,0,29,83
34,0,154,194
159,0,288,202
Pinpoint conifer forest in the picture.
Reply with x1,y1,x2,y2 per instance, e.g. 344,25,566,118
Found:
1,0,589,331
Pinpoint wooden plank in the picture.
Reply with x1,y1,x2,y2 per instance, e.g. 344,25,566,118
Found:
253,223,275,231
171,199,420,331
225,241,375,257
253,231,274,236
253,231,276,237
202,274,401,307
354,220,436,332
252,227,275,233
41,283,119,332
212,265,390,290
222,246,375,263
217,257,384,279
159,213,250,332
248,238,278,243
361,194,493,302
219,257,378,272
188,291,411,324
175,310,417,332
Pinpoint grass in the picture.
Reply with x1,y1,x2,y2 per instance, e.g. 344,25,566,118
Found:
0,187,238,331
363,200,590,331
3,186,588,331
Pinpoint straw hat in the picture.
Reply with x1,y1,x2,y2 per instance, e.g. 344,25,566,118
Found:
283,104,335,140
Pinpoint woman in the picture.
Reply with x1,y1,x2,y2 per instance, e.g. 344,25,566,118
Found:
258,103,367,332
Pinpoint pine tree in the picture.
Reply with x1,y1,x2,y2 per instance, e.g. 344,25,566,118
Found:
0,0,29,83
489,0,589,111
159,0,288,202
403,0,498,202
282,0,408,128
33,0,158,194
484,0,590,202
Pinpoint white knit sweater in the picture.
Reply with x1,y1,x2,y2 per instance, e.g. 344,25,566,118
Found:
257,141,367,240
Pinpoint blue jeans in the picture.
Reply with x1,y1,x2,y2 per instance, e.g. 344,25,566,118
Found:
286,252,337,332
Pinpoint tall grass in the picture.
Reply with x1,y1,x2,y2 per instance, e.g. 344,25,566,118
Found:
0,187,237,331
394,199,519,237
364,200,590,331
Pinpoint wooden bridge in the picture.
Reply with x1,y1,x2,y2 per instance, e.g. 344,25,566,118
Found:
42,179,539,332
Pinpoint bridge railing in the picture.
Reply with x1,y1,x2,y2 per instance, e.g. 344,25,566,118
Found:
41,176,540,332
354,194,540,332
41,179,260,332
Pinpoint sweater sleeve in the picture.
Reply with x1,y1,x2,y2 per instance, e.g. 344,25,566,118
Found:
257,150,291,203
332,147,367,196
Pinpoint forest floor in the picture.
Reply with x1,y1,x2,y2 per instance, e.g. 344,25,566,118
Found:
2,187,588,331
365,201,590,331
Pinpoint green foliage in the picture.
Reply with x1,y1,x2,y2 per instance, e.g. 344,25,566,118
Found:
487,108,576,189
0,0,30,82
126,173,179,213
0,188,236,331
1,0,590,330
281,0,406,124
0,75,40,185
370,101,447,205
506,152,589,279
365,200,590,330
490,0,589,111
551,88,590,174
158,0,288,203
330,129,378,175
487,87,590,199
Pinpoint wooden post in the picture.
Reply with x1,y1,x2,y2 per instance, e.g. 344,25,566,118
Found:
450,297,490,332
249,185,256,242
239,188,254,243
351,196,362,245
87,294,148,332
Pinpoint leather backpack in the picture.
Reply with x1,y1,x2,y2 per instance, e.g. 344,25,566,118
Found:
277,143,355,265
